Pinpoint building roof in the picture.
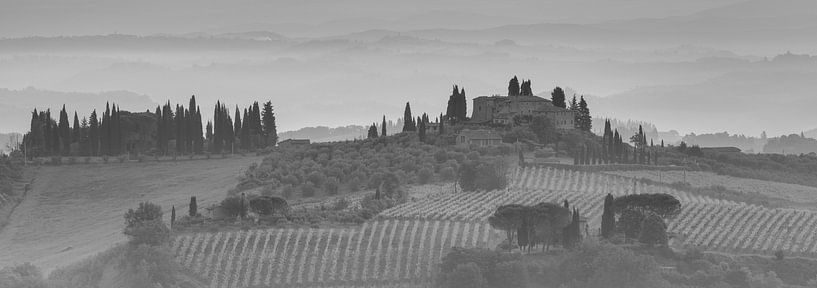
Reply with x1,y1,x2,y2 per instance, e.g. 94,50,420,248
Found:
458,129,502,140
474,95,551,102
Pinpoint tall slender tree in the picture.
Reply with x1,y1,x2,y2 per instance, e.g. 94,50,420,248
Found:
381,116,387,137
262,101,277,147
234,106,242,147
577,96,591,132
402,102,415,132
72,112,80,144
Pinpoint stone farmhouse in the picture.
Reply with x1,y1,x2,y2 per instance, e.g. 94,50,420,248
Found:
470,94,576,130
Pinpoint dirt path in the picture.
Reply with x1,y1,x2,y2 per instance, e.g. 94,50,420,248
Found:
0,156,261,274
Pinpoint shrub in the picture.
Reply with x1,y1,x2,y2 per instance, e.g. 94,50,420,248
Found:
67,157,77,165
458,158,508,192
189,196,198,217
51,156,62,165
102,155,109,163
220,196,248,218
638,213,668,246
123,202,169,246
249,196,288,215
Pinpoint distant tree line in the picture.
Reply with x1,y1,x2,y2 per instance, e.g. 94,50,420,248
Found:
21,96,278,157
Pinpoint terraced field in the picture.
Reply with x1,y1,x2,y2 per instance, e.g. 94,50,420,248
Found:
173,219,495,288
175,166,817,287
604,170,817,204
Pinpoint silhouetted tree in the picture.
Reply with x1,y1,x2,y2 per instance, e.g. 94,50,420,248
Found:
381,115,387,137
551,87,566,108
402,102,415,132
508,76,520,96
520,80,533,96
262,101,277,146
189,196,198,217
577,96,591,132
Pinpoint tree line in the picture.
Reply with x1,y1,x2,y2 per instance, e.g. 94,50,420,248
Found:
21,96,278,157
574,121,662,165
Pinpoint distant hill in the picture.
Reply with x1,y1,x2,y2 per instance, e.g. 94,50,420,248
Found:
682,132,766,153
278,121,403,143
763,133,817,155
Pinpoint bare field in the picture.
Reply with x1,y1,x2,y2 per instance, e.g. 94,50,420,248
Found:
0,156,261,273
604,170,817,206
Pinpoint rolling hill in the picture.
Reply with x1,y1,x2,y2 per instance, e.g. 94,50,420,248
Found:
0,156,261,273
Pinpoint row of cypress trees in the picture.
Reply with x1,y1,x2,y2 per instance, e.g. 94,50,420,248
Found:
25,103,125,157
23,97,278,157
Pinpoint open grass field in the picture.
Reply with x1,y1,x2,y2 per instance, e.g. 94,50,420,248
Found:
603,170,817,207
0,156,262,273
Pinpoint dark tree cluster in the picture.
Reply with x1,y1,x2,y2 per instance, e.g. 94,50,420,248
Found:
600,193,680,245
550,87,566,108
21,97,278,158
458,158,508,192
446,85,467,122
507,76,533,96
24,103,129,157
488,202,579,253
569,95,592,131
155,96,203,155
573,121,662,166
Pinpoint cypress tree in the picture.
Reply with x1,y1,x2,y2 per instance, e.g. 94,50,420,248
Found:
402,102,415,132
205,121,213,151
241,109,250,150
58,105,70,154
189,197,197,217
446,85,458,121
234,106,242,148
381,116,387,137
520,80,532,96
508,76,520,96
418,119,426,142
601,193,615,238
262,101,277,147
578,96,591,132
213,101,221,153
252,102,261,148
89,110,99,156
457,87,467,120
195,107,203,153
570,95,580,129
72,112,80,144
103,103,111,155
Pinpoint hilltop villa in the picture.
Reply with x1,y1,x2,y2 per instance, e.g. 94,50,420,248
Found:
471,94,576,130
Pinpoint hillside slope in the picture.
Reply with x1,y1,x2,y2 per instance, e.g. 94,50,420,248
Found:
0,156,261,273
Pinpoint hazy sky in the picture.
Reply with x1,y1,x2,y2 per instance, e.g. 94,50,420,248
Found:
0,0,744,37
